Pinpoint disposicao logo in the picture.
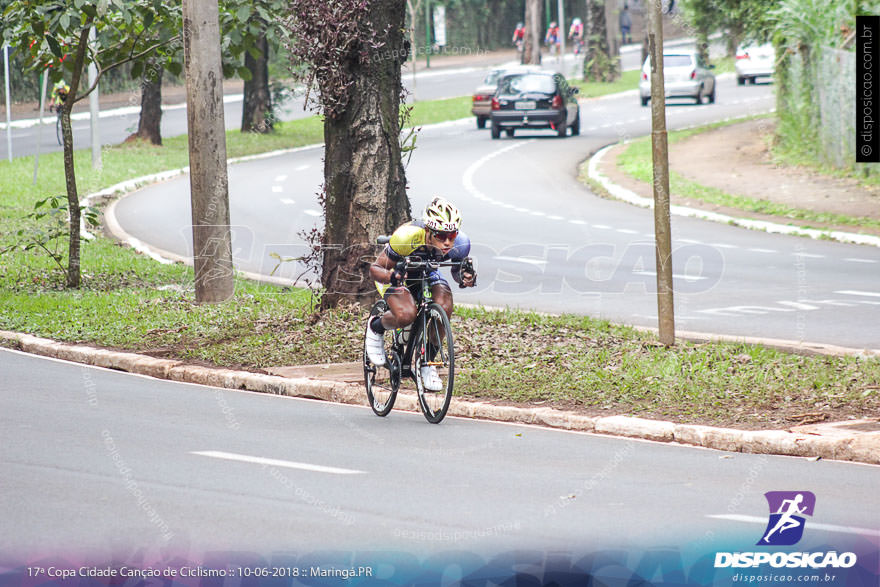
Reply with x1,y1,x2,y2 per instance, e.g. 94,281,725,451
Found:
758,491,816,546
714,491,858,570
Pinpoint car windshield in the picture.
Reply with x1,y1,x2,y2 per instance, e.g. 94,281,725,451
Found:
499,74,556,95
663,55,693,68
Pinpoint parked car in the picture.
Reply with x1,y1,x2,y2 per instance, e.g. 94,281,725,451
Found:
735,42,775,85
639,50,716,106
489,72,580,139
471,65,542,129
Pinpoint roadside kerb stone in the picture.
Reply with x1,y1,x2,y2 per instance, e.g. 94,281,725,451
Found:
2,330,877,464
596,415,675,442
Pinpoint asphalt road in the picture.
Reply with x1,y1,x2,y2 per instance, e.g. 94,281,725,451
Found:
111,74,880,351
0,43,654,161
2,348,878,566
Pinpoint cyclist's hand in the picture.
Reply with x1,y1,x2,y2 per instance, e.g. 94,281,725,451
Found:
460,270,476,288
389,263,407,287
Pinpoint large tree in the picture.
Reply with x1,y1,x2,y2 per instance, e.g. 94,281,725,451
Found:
522,0,542,64
1,0,180,288
583,0,619,81
284,0,411,310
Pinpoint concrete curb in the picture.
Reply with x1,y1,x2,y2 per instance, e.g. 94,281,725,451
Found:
587,141,880,249
3,330,877,465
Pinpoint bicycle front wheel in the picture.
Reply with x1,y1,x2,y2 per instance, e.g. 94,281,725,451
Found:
364,300,397,416
414,303,454,423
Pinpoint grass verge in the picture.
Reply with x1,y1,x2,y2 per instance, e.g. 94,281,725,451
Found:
1,96,878,431
613,116,880,234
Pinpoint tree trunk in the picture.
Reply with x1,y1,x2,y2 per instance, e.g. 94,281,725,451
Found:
583,0,617,81
320,0,411,310
132,59,163,145
603,0,621,81
522,0,542,65
241,31,273,133
62,24,94,289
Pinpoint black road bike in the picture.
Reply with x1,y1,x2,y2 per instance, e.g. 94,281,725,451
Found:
363,240,473,424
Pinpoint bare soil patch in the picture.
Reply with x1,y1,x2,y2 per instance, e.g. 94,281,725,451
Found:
600,118,880,235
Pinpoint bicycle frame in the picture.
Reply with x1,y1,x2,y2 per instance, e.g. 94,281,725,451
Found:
389,256,459,383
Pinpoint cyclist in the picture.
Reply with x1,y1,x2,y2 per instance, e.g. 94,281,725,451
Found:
50,80,70,112
568,17,584,54
545,21,560,56
365,196,477,390
512,22,525,52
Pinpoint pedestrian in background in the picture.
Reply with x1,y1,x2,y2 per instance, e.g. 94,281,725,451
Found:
619,4,632,45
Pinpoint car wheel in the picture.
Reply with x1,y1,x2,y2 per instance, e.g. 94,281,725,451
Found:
748,77,756,85
571,113,580,136
694,87,703,105
505,128,515,137
490,123,500,140
708,84,716,104
556,120,567,138
640,96,649,107
476,116,487,129
737,76,745,86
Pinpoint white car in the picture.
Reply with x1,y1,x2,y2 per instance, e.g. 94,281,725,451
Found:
639,50,716,106
735,42,775,85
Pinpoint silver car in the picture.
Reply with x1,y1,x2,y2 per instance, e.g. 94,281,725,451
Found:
639,50,716,106
735,43,775,85
471,64,542,128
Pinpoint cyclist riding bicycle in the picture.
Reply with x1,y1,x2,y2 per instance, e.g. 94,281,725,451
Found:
50,80,70,112
545,21,560,55
568,18,584,54
512,22,525,52
366,196,477,390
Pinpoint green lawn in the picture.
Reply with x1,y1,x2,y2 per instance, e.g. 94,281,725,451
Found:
1,90,878,430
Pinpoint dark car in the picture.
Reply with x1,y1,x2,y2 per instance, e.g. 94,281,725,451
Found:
489,72,580,139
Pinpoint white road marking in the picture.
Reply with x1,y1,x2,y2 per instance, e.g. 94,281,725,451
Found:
616,228,639,234
547,215,565,220
304,209,321,217
794,252,825,259
843,258,878,264
494,256,548,266
707,515,880,538
592,224,612,230
836,290,880,298
569,220,587,225
280,198,296,205
295,164,310,171
272,185,283,193
748,248,776,253
710,243,738,249
191,451,366,475
633,270,708,281
274,174,288,182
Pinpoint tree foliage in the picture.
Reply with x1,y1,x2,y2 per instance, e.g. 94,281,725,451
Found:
0,0,181,288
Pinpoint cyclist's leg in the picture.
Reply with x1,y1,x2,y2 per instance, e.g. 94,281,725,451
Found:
382,287,418,329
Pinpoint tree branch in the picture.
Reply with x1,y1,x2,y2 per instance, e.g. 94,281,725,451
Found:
73,35,180,104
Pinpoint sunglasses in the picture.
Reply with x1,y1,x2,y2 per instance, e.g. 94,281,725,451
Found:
430,229,458,241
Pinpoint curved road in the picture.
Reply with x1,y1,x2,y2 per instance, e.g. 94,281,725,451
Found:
2,348,877,571
112,76,880,351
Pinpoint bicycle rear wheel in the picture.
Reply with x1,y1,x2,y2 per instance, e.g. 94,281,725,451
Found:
413,303,454,423
364,300,398,416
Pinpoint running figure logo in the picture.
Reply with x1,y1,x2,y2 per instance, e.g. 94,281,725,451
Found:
758,491,816,546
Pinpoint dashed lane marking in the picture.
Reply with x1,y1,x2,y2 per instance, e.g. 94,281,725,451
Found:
707,515,880,538
191,451,366,475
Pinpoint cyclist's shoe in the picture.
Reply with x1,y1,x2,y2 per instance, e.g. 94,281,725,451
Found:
420,365,443,391
365,322,386,366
